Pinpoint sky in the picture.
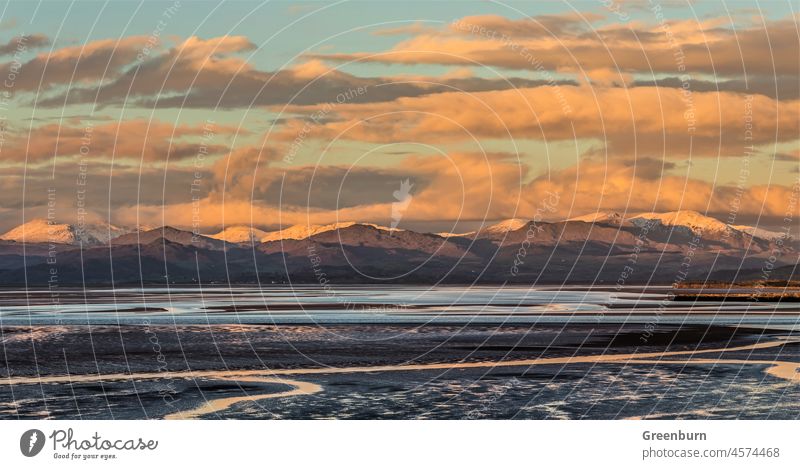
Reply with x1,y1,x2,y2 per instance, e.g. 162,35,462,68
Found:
0,0,798,234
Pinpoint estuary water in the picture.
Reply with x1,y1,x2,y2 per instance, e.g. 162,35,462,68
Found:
1,286,799,419
1,285,799,326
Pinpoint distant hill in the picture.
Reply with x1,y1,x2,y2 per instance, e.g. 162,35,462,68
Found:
0,211,795,285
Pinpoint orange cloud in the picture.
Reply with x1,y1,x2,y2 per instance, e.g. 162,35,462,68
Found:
525,158,800,222
312,15,799,78
275,86,799,158
1,119,235,162
115,151,528,229
110,150,800,231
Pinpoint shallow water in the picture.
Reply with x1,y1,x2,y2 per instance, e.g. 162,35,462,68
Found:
1,285,799,326
1,286,799,419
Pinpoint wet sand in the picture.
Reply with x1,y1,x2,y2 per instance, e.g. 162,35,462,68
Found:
3,328,798,419
163,377,323,420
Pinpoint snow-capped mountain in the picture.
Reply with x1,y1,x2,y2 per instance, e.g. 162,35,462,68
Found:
0,211,788,248
435,231,475,238
568,211,624,225
80,223,131,243
0,219,129,245
732,225,787,242
208,225,269,243
260,222,400,243
628,211,732,234
435,219,528,240
0,211,796,285
438,211,785,244
485,218,527,234
570,210,783,243
260,222,357,242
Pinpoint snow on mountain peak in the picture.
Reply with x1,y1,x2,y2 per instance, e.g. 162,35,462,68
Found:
436,231,476,238
260,222,401,242
1,213,785,246
0,219,128,245
568,211,624,224
628,210,731,233
260,222,355,242
732,225,787,242
485,218,527,233
208,225,268,243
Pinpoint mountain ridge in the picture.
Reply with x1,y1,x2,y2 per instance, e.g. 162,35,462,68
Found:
0,210,790,252
1,211,795,285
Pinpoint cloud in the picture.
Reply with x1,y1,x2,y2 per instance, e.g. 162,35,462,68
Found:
0,36,151,92
773,150,799,161
36,35,257,108
0,34,50,56
633,76,800,101
121,151,528,230
451,13,605,38
0,162,210,232
311,15,800,78
273,86,800,158
0,119,233,162
209,145,435,212
525,158,800,221
205,145,437,222
27,36,573,109
620,157,677,180
108,150,800,231
0,18,18,31
3,11,798,232
372,22,440,37
209,145,281,198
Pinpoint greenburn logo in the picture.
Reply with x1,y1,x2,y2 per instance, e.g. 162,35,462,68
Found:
20,429,45,457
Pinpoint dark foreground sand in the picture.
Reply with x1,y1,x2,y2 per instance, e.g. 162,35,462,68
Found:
1,323,799,419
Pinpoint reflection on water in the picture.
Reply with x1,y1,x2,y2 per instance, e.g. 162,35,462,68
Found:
1,286,799,419
3,363,800,420
1,285,799,326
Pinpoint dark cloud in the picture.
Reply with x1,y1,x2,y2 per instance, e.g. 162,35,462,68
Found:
633,75,800,100
210,148,431,210
0,119,232,162
452,13,605,39
0,162,210,226
773,152,798,162
35,37,575,109
273,166,431,210
0,34,50,56
620,157,677,180
0,35,150,94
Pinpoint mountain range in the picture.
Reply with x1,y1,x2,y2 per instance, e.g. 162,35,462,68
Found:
0,211,796,285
